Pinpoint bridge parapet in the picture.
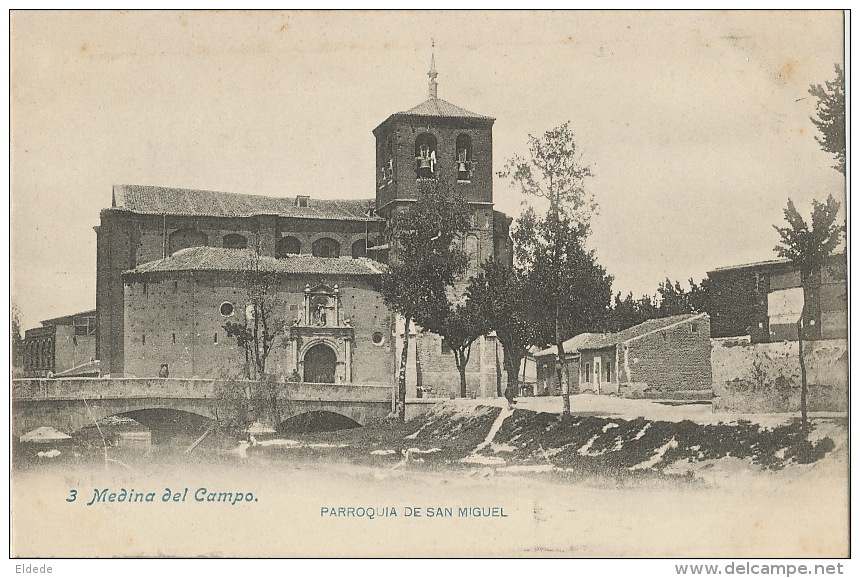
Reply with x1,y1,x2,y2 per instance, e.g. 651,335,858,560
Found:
12,378,392,403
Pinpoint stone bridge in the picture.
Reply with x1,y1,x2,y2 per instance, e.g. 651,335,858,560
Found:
12,378,438,440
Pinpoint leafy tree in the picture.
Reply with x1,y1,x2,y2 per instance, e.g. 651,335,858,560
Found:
424,299,490,398
468,261,533,399
223,251,286,381
656,277,710,317
380,179,472,421
603,292,658,332
686,277,711,315
221,248,288,433
502,122,611,417
809,64,845,174
773,195,845,435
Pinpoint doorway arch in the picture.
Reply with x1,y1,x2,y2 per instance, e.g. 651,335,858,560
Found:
303,343,337,383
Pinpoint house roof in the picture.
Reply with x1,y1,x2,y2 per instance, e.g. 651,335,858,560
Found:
532,313,708,357
398,97,493,120
577,313,708,351
708,257,792,274
708,251,846,275
39,309,97,327
532,333,602,358
111,184,382,222
124,247,386,277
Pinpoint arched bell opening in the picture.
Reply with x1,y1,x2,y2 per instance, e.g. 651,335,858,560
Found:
415,133,438,178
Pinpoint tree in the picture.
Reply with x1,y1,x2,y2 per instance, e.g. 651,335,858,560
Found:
603,292,658,332
221,248,288,433
424,299,490,398
809,64,845,174
468,261,533,399
380,179,472,421
773,195,845,435
656,277,710,317
223,251,286,381
502,122,611,417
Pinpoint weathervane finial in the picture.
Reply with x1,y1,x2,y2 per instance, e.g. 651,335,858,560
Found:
428,38,438,99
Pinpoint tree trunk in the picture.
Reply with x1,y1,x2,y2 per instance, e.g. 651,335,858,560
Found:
396,315,410,422
797,295,809,438
556,303,571,417
458,361,468,398
557,341,571,417
505,351,524,398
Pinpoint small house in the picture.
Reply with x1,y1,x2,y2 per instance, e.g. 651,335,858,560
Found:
533,313,712,400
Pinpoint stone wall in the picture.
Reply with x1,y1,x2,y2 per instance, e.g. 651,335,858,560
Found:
711,338,848,412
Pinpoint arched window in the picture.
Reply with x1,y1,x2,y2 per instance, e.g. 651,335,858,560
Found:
312,238,340,258
415,133,438,178
169,228,208,254
351,239,368,259
276,236,301,257
223,233,248,249
455,134,473,181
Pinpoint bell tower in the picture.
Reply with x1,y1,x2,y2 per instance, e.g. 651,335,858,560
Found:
372,45,496,216
372,44,505,273
372,43,514,398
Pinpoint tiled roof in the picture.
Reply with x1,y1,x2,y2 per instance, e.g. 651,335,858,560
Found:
533,333,602,358
398,98,493,120
708,251,846,274
708,258,791,274
39,309,97,327
577,314,708,350
532,314,708,357
124,247,386,277
111,184,381,221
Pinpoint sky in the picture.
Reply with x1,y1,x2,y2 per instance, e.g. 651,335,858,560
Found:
10,10,846,330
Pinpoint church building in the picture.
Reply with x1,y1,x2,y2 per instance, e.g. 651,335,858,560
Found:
94,55,513,397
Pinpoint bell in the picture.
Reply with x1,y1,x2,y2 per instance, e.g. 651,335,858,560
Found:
419,158,432,169
458,162,467,172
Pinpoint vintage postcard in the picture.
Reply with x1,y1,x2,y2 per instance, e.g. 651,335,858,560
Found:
9,10,849,561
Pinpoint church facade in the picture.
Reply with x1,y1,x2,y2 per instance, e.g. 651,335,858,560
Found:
94,63,512,397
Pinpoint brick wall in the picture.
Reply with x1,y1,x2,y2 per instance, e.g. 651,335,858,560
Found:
708,268,769,341
96,210,140,375
123,272,393,382
375,116,495,211
98,208,385,376
707,255,846,343
622,316,712,393
413,332,503,398
52,326,96,375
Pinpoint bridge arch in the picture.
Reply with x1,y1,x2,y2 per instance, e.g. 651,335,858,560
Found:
74,407,214,444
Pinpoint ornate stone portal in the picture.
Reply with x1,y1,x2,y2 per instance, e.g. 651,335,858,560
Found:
288,283,354,384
